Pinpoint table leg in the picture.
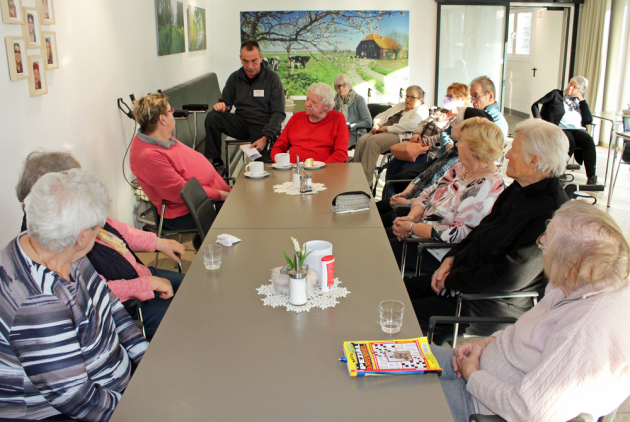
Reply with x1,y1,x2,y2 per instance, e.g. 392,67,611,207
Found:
607,135,621,207
604,120,615,187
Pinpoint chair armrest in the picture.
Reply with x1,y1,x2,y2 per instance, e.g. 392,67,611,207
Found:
402,238,454,248
458,291,539,301
469,415,506,422
224,177,236,187
122,299,147,313
182,104,209,112
427,316,517,345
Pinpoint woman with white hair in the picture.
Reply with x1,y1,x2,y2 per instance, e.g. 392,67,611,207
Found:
433,200,630,422
332,74,371,147
353,85,430,186
532,76,598,184
0,169,148,420
271,82,349,163
404,119,569,342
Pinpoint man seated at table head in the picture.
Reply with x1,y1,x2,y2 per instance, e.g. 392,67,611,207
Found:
204,40,286,166
270,82,349,164
0,169,148,421
130,92,231,231
469,75,508,137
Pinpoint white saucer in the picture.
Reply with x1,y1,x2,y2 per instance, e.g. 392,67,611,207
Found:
245,171,270,179
271,163,292,170
305,161,325,169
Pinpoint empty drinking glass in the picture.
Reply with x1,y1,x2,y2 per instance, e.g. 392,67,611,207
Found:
379,300,405,333
202,244,222,270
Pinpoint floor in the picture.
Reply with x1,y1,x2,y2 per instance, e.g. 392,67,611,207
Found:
136,115,630,418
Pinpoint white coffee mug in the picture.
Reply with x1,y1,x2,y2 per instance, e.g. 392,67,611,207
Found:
246,161,264,175
276,153,291,167
303,240,333,281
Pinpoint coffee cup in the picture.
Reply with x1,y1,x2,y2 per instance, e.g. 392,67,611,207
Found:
276,153,291,167
303,240,333,281
246,161,264,176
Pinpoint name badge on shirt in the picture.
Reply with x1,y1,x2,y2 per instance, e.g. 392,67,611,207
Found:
253,90,265,97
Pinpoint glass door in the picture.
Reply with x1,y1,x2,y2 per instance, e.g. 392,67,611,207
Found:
436,4,508,109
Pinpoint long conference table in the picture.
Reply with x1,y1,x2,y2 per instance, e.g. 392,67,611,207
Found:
111,163,454,422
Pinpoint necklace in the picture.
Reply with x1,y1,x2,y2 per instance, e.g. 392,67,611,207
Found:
461,163,491,181
27,236,48,267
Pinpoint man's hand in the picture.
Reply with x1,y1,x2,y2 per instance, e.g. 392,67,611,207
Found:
251,136,268,152
149,276,174,299
213,102,227,112
431,256,454,294
156,238,185,263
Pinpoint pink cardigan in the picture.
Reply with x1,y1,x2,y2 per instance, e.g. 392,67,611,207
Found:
468,282,630,421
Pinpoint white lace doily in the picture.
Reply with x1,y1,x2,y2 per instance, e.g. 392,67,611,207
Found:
273,181,327,196
256,278,350,313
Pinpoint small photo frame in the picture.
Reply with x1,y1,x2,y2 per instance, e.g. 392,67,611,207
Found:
38,0,53,24
5,37,28,80
42,31,58,69
28,55,47,96
22,7,41,48
1,0,22,24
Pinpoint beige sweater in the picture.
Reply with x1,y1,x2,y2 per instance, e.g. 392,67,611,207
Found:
468,282,630,422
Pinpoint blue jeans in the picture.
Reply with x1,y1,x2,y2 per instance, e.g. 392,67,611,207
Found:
134,267,185,339
432,345,477,422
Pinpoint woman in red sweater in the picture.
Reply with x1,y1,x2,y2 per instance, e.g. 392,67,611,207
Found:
130,93,231,231
271,83,348,164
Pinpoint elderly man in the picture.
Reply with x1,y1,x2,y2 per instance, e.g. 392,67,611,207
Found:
270,83,348,163
404,119,569,341
469,75,508,136
204,40,285,166
0,169,148,421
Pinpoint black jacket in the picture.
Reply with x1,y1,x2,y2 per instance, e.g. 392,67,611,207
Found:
444,177,568,318
531,89,593,127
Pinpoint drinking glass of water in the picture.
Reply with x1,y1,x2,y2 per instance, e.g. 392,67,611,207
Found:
379,300,405,333
202,244,222,270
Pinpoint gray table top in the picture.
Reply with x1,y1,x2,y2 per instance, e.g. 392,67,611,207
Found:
111,227,454,422
212,163,384,229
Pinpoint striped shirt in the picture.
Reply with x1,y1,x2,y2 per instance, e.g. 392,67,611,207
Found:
0,234,148,421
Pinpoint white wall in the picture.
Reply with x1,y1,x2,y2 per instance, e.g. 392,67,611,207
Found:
0,0,213,246
0,0,436,247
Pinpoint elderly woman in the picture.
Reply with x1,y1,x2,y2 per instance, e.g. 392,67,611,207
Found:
0,169,148,420
271,82,349,163
353,85,429,185
390,117,505,273
404,119,569,340
16,150,186,339
532,76,597,184
130,93,231,231
434,201,630,422
332,74,372,147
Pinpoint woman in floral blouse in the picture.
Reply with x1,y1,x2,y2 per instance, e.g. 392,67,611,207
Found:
390,117,505,273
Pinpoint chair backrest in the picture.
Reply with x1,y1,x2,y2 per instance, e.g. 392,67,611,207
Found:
367,103,392,120
180,177,216,242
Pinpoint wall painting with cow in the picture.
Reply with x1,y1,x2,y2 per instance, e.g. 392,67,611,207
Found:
240,10,409,101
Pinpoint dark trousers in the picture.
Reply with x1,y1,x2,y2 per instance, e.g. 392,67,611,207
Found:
384,155,428,197
563,129,597,177
391,160,434,194
138,267,186,339
204,111,271,163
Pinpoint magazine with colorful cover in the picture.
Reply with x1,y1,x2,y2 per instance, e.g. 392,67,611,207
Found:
343,337,442,376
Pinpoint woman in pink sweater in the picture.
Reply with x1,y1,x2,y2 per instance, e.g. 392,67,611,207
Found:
434,201,630,422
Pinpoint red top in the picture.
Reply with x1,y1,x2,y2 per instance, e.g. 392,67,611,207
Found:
271,110,349,163
130,135,231,219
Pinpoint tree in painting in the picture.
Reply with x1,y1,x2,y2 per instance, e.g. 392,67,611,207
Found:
188,6,206,51
156,0,185,56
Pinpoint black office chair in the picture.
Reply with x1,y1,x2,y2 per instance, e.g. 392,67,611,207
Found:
180,177,218,251
123,299,147,338
147,200,196,266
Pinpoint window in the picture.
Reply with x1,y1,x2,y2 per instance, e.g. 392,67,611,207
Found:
508,10,532,59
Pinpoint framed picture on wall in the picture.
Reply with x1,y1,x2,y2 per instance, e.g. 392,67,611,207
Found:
22,7,41,48
5,37,28,80
37,0,53,24
28,55,47,96
1,0,23,24
42,31,58,69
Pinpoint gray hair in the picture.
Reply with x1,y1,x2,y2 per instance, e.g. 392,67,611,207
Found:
470,75,496,98
334,74,353,90
25,169,109,253
545,201,630,292
571,76,589,93
308,83,336,109
16,150,81,202
513,119,569,177
407,85,425,101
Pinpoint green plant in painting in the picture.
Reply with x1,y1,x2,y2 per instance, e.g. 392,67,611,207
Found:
156,0,185,56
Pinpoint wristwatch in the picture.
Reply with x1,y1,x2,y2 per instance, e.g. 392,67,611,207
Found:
408,222,415,236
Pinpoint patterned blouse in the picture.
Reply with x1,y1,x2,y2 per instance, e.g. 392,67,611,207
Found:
412,162,505,260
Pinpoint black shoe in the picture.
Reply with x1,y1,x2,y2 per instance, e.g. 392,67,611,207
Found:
587,175,598,185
